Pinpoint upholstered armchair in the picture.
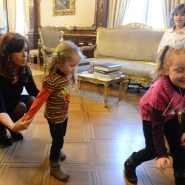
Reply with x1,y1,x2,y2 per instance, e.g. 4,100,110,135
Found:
38,26,95,73
38,26,61,72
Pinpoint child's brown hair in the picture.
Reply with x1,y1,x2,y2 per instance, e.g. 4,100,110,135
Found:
153,45,185,80
46,40,83,88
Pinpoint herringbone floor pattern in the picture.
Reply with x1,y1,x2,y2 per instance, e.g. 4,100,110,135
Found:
0,64,174,185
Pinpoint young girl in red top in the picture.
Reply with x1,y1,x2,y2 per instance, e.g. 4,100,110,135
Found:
25,41,83,181
124,45,185,185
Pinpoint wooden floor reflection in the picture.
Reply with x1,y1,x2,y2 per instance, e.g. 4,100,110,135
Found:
0,64,175,185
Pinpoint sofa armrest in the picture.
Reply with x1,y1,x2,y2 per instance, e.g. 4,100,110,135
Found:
43,45,55,53
79,45,96,51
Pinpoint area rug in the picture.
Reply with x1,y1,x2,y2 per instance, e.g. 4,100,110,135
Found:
31,69,44,76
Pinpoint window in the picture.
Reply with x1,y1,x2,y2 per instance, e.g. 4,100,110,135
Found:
123,0,165,29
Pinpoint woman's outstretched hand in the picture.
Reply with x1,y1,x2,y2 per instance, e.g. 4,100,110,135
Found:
12,114,33,132
155,157,171,173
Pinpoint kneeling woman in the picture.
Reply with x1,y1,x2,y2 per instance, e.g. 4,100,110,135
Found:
0,32,39,145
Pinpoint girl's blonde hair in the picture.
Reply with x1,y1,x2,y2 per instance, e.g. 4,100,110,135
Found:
153,45,185,80
45,40,83,88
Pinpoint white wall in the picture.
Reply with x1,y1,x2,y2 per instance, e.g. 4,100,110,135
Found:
40,0,96,28
0,0,4,28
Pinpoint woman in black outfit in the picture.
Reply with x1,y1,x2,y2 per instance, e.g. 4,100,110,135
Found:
0,32,39,146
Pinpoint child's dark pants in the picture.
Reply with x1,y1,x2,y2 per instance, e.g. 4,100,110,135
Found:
130,116,185,183
48,117,68,161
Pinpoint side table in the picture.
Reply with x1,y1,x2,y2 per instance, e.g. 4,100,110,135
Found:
78,73,125,107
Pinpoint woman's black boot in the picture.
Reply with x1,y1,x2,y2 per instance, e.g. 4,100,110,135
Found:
10,131,23,140
0,123,12,146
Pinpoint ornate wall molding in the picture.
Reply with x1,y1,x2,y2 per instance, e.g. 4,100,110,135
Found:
96,0,109,28
29,0,40,32
27,0,41,49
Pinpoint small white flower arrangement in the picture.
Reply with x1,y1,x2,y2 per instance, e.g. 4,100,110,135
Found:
60,30,65,36
65,23,74,31
60,23,74,35
59,23,74,42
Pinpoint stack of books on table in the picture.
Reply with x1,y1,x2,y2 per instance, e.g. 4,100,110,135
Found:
93,63,122,80
76,59,90,74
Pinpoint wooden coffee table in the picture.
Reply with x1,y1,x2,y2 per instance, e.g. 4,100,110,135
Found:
78,73,125,107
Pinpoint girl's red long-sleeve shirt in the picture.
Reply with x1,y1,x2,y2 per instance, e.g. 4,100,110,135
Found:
26,69,70,124
25,87,50,120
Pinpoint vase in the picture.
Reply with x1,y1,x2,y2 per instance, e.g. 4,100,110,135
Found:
60,36,64,42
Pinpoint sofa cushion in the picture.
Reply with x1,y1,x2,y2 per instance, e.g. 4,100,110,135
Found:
87,58,157,79
95,27,164,63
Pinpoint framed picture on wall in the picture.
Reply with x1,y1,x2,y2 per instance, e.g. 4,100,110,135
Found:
53,0,75,16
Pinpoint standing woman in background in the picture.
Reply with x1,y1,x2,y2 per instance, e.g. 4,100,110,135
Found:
0,32,39,146
158,3,185,53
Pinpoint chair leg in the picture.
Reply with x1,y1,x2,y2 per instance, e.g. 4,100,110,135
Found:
43,56,48,73
37,54,40,67
29,56,34,65
124,76,130,94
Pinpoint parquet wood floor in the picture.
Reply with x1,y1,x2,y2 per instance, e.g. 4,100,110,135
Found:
0,64,175,185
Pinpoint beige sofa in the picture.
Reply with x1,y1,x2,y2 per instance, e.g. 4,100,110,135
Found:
82,23,165,93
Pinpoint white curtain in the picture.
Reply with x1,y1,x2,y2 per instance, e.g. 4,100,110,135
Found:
7,0,29,35
0,0,4,29
161,0,185,28
161,0,169,28
107,0,130,28
7,0,16,32
22,0,30,33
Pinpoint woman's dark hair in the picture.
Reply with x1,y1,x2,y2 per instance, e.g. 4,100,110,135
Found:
0,32,31,81
169,4,185,27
